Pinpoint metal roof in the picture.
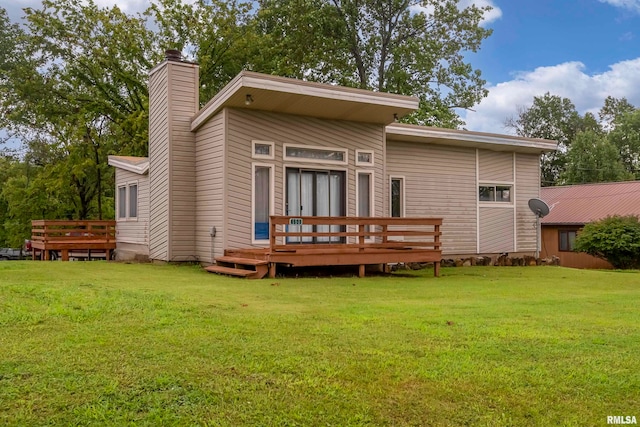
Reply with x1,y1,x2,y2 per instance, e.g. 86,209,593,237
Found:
540,181,640,225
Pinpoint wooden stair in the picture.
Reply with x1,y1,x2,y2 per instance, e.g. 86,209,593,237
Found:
205,256,269,279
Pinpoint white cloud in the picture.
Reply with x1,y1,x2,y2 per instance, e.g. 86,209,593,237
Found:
599,0,640,13
461,58,640,134
410,0,502,26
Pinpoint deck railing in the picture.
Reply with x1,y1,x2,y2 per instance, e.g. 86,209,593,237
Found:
268,216,442,277
31,220,116,261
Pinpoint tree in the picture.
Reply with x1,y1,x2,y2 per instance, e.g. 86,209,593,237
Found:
599,96,635,131
560,130,631,185
505,93,593,186
607,110,640,179
574,216,640,269
254,0,493,128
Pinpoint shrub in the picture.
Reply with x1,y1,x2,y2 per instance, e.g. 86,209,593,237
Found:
574,215,640,269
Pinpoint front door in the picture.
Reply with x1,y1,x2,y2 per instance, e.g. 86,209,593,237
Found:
286,168,346,243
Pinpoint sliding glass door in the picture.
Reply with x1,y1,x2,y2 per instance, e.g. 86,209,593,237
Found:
286,168,346,243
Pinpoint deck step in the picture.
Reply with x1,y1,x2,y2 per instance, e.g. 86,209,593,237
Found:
215,256,268,266
205,265,256,278
207,256,270,279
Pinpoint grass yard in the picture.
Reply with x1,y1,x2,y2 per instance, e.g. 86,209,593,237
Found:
1,262,639,426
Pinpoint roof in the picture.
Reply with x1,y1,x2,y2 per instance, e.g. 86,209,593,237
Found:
386,123,557,154
108,155,149,175
540,181,640,225
191,71,419,131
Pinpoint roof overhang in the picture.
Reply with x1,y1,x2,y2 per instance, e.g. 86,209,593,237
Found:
191,71,419,131
108,155,149,175
386,123,558,154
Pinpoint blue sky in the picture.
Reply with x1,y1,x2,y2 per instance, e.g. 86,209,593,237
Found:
3,0,640,135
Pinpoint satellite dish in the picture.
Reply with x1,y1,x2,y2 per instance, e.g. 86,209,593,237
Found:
528,198,550,259
528,198,550,218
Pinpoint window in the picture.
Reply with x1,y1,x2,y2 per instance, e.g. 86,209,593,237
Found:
390,177,404,217
252,140,274,159
356,150,374,166
129,184,138,218
479,185,511,202
559,230,578,251
253,164,273,242
118,186,127,219
117,183,138,220
283,144,347,165
357,171,374,241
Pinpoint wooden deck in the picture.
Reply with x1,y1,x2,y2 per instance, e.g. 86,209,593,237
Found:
215,216,442,278
31,220,116,261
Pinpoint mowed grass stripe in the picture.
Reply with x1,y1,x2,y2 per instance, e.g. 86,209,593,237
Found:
0,261,638,426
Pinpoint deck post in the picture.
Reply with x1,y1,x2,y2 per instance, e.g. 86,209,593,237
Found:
358,264,365,278
61,250,69,261
269,262,276,278
434,261,440,277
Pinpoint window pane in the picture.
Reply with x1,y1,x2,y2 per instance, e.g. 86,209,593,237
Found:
357,151,372,164
254,143,271,156
496,186,511,202
479,186,494,201
358,174,371,217
391,178,402,217
128,184,138,218
560,231,568,251
568,231,577,251
285,146,345,162
254,166,270,240
118,187,127,219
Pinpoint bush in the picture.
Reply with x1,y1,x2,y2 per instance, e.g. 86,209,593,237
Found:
574,215,640,269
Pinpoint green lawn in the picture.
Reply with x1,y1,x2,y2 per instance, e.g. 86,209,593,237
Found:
1,262,638,426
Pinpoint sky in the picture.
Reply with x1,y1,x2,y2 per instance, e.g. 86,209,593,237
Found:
3,0,640,135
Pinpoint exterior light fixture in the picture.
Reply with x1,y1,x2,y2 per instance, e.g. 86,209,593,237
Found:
393,113,399,122
245,94,254,105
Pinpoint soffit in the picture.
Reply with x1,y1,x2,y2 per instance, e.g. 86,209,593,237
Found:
191,71,419,131
385,123,557,154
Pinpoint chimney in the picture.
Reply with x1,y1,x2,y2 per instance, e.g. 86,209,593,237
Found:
148,51,199,262
164,49,182,62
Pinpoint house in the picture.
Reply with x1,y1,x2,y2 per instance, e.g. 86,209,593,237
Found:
540,181,640,269
108,52,556,276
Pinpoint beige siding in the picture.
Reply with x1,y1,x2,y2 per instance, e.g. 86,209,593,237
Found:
195,111,226,263
478,149,514,182
148,61,199,261
515,153,540,252
115,168,149,248
148,65,170,260
225,108,385,250
479,208,515,253
386,141,477,255
168,64,198,261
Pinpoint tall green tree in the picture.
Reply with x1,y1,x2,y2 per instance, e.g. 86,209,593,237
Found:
255,0,493,127
599,96,635,130
608,109,640,179
560,130,630,185
505,93,586,186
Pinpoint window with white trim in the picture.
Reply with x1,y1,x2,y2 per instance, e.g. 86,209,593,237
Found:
479,185,512,202
252,163,273,243
283,144,347,165
390,177,404,217
117,183,138,220
357,171,374,241
355,150,374,166
252,140,274,159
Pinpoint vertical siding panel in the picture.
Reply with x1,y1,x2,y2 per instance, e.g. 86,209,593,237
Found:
225,109,384,250
195,112,226,263
478,150,514,182
148,65,169,260
479,208,515,253
515,153,540,251
168,64,198,261
386,140,477,255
